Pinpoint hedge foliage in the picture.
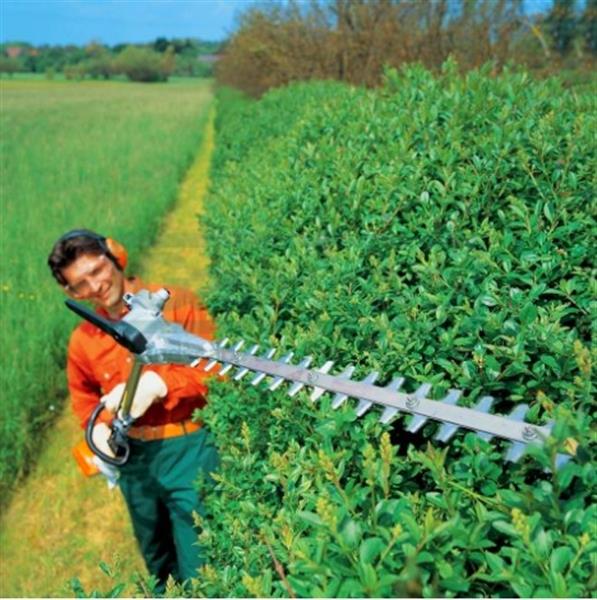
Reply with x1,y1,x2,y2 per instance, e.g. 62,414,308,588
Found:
195,63,595,597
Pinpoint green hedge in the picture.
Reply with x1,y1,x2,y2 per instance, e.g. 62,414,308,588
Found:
195,64,595,597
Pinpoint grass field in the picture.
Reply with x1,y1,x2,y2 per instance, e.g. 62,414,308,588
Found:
0,78,213,504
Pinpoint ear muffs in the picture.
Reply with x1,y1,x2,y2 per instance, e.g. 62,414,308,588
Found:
58,229,128,271
105,237,128,271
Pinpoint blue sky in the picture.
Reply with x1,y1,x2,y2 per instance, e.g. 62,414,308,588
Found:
0,0,258,45
1,0,558,47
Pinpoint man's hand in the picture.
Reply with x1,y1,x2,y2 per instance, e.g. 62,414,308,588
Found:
127,371,168,419
101,371,167,419
102,383,125,414
92,422,115,458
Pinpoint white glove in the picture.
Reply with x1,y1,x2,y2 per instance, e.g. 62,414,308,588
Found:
92,422,115,458
101,383,125,414
126,371,168,419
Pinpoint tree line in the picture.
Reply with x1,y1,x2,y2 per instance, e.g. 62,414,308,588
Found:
0,38,221,81
215,0,596,96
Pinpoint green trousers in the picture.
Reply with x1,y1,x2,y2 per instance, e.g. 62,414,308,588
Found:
118,427,219,587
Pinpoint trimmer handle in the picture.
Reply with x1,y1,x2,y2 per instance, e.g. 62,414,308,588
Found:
85,403,131,467
65,299,147,354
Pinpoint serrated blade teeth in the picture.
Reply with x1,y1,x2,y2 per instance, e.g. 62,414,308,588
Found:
250,348,276,385
355,399,372,416
268,352,295,390
218,340,245,375
504,404,530,462
433,389,463,441
287,356,313,396
379,376,405,424
309,360,335,402
233,344,260,381
330,365,356,408
351,371,380,415
204,337,229,371
473,396,495,441
405,383,433,432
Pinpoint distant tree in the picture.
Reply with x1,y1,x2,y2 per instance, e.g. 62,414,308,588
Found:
64,64,85,80
582,0,597,55
85,40,108,58
153,37,169,53
0,56,20,75
217,0,534,96
81,54,115,79
113,46,168,82
546,0,578,55
161,45,176,77
23,50,39,72
173,53,214,77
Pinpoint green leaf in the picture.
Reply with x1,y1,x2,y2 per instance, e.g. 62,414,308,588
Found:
480,294,498,307
485,355,501,379
340,519,362,550
543,202,554,223
359,537,386,564
425,492,448,510
540,354,560,374
520,303,537,325
441,577,470,592
401,513,421,541
359,563,378,592
437,560,453,578
416,551,435,564
550,546,574,572
378,574,400,589
549,571,568,597
486,553,506,574
98,561,113,577
298,511,324,527
492,521,519,537
337,578,364,598
511,580,533,597
107,584,126,598
556,462,579,491
534,527,552,558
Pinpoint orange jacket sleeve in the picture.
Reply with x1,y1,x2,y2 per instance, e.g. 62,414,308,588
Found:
67,331,110,429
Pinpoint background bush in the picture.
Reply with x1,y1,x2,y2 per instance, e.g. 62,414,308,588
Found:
216,0,597,96
113,46,171,82
195,64,595,597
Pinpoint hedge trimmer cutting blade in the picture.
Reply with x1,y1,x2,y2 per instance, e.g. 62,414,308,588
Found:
66,289,573,469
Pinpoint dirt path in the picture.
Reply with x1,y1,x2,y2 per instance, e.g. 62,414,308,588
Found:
0,109,216,598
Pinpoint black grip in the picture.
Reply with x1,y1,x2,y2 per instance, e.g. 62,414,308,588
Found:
65,299,147,354
85,403,130,467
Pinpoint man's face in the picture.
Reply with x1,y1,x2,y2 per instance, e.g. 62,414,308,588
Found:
61,252,125,312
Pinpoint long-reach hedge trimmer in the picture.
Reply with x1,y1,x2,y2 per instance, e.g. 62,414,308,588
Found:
66,288,573,475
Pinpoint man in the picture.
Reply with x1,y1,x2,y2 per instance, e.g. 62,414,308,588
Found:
47,229,218,589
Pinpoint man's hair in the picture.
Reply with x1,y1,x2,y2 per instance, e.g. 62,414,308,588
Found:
48,230,120,286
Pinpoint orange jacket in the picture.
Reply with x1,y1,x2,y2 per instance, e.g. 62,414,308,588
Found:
67,278,217,429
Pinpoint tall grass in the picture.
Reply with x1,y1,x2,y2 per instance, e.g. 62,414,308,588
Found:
0,79,213,503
